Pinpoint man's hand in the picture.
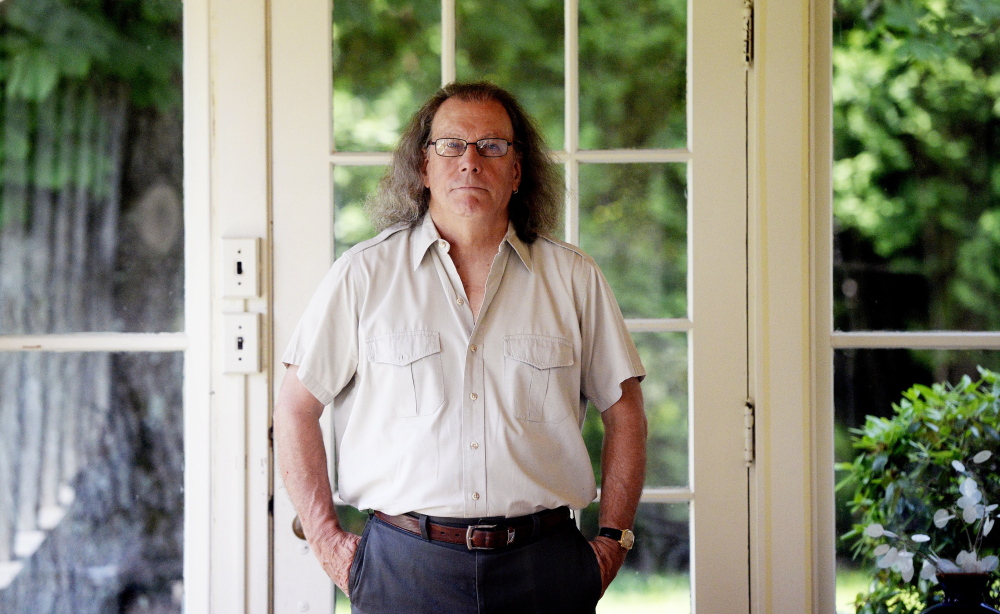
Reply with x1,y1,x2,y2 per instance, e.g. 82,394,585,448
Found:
311,527,361,596
589,536,628,597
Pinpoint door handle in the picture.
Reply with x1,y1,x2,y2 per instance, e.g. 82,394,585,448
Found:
292,514,306,540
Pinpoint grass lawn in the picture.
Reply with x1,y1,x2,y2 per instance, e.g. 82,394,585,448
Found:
835,568,871,614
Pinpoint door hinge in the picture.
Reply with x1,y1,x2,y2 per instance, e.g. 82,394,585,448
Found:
744,399,755,467
743,0,754,68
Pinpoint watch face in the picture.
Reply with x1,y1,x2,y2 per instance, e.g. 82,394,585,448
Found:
620,529,635,550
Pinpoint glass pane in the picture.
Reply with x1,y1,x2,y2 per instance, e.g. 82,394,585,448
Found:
579,0,686,150
333,1,442,152
834,349,1000,613
0,351,183,613
580,502,690,613
584,332,688,488
0,0,184,334
832,0,1000,332
579,163,686,319
456,0,564,149
333,165,382,259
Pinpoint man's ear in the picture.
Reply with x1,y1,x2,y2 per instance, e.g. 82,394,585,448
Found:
421,151,430,188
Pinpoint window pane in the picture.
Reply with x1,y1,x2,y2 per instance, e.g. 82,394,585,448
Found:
0,0,184,334
333,1,442,152
579,0,686,150
584,332,688,488
834,349,1000,612
580,502,690,613
333,165,382,259
832,0,1000,331
579,163,686,319
0,351,183,613
457,0,565,149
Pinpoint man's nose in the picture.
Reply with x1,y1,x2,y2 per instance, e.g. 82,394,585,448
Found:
459,145,483,172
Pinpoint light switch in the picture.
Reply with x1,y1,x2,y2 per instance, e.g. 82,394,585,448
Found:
223,238,260,298
224,312,260,373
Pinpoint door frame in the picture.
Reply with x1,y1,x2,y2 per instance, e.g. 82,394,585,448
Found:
269,0,751,611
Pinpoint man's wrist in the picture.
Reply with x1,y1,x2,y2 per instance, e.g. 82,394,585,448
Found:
597,527,635,550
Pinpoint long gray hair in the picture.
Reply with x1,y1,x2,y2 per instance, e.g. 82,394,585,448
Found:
365,81,561,243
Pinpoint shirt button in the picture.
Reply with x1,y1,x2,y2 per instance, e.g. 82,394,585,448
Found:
470,344,477,352
438,239,449,252
456,297,464,306
472,492,480,500
470,392,478,401
470,442,479,450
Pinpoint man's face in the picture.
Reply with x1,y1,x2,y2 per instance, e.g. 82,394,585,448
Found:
422,98,522,227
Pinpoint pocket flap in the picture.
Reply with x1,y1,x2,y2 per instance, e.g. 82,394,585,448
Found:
367,331,441,366
504,335,574,370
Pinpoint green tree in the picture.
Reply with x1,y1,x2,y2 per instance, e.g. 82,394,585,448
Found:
833,0,1000,334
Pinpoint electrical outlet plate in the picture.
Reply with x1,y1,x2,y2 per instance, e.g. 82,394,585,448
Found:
223,238,260,298
223,312,260,373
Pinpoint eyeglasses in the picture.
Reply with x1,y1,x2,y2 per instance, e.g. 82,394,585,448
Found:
428,138,515,158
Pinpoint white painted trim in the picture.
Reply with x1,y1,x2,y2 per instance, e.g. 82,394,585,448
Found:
183,0,213,611
811,0,836,612
207,0,272,611
749,0,815,612
270,0,337,610
625,319,693,333
831,331,1000,350
0,333,188,352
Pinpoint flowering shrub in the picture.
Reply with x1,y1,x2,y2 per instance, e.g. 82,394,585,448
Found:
839,367,1000,613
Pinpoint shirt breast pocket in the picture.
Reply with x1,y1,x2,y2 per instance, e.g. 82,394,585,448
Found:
503,334,574,422
366,331,445,417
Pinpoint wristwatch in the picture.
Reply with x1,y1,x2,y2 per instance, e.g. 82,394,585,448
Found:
598,527,635,550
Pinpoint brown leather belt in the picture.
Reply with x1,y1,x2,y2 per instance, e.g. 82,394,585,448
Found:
374,507,571,551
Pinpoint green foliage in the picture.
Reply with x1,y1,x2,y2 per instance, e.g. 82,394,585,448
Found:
0,0,181,108
838,367,1000,613
833,0,1000,330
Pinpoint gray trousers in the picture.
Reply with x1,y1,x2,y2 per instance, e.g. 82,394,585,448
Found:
348,513,603,614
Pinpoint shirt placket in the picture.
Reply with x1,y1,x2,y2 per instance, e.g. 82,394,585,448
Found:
431,239,511,517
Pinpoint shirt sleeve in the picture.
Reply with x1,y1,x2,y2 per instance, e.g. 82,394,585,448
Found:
281,254,361,406
577,258,646,412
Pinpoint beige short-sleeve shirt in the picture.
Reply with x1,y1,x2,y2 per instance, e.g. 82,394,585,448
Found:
283,213,645,518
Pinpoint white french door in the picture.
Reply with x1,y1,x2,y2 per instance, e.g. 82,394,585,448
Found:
269,0,750,611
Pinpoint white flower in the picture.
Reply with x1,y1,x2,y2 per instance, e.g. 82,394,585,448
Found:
920,559,938,583
972,450,992,464
933,509,955,528
865,523,884,538
952,460,967,473
982,556,999,573
960,477,980,498
874,544,891,556
985,515,995,537
937,558,961,573
963,503,983,524
911,534,930,543
896,551,915,582
877,547,900,568
957,550,980,572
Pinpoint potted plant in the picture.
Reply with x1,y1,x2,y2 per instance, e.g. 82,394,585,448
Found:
839,367,1000,613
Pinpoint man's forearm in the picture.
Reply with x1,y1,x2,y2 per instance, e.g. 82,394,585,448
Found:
273,366,360,594
273,366,340,540
598,376,647,530
589,377,646,595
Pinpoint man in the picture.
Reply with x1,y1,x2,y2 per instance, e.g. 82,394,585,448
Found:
274,81,646,613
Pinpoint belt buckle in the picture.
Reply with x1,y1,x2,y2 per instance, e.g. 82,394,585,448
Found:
466,524,505,550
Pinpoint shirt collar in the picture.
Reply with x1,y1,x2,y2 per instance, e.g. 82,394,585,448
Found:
410,213,534,273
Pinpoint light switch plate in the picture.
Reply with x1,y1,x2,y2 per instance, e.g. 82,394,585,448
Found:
223,238,260,298
223,312,260,373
